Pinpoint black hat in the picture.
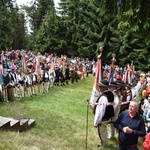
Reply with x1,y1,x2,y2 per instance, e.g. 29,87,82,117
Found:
7,69,11,72
98,80,109,87
126,84,132,89
116,80,122,85
116,80,123,90
109,81,118,87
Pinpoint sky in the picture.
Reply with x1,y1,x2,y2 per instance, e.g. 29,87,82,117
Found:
15,0,60,8
15,0,60,32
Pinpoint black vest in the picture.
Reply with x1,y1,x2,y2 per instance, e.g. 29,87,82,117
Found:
101,90,114,120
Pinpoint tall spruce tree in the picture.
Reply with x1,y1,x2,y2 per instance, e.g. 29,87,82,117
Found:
0,0,14,50
11,6,26,50
116,0,150,70
35,1,61,54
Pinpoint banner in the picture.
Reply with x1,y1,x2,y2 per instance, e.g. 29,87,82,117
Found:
89,54,102,108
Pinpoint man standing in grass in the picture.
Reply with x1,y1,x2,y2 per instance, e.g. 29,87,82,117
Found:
114,100,146,150
94,80,114,147
108,81,122,139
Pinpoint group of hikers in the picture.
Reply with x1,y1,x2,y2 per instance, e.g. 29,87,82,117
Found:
89,56,150,150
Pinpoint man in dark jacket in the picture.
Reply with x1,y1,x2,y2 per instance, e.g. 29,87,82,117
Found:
114,100,146,150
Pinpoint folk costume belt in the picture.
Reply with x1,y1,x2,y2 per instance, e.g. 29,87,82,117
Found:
119,140,137,147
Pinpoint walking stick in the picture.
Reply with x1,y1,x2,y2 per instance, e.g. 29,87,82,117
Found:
86,100,89,150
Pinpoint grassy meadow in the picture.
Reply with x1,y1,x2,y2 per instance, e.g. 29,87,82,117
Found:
0,74,143,150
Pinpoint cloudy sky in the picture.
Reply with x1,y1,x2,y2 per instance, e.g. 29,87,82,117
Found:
16,0,60,7
15,0,60,32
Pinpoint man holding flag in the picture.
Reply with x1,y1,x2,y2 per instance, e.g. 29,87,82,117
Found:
88,43,115,148
94,79,114,147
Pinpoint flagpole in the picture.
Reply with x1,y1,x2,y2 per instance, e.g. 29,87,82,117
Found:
86,42,103,149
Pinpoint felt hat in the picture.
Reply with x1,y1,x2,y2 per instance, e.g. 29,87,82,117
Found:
116,80,123,90
126,84,132,89
109,81,118,87
98,80,109,87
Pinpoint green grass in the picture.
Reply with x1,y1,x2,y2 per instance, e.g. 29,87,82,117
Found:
0,75,143,150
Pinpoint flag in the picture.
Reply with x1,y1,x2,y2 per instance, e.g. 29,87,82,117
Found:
22,53,27,74
108,57,115,83
35,55,41,82
122,64,133,84
89,54,102,109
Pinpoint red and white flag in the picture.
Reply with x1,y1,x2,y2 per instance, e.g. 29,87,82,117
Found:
89,54,102,108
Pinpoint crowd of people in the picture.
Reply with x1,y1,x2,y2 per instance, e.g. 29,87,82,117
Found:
1,49,150,149
89,58,150,150
0,50,92,102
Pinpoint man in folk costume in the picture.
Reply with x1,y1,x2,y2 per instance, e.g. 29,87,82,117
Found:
80,62,87,79
125,83,133,109
49,60,55,88
108,81,122,139
59,68,64,86
54,65,60,86
58,58,66,86
31,69,37,95
42,67,50,93
94,80,114,146
24,71,32,97
65,64,70,85
9,68,18,97
78,62,83,80
5,69,15,101
71,64,78,84
40,67,45,93
116,80,127,113
15,69,24,97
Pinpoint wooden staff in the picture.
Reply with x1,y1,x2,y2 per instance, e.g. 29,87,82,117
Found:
85,100,89,150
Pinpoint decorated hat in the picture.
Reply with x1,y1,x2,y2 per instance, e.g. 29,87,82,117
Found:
98,80,109,87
